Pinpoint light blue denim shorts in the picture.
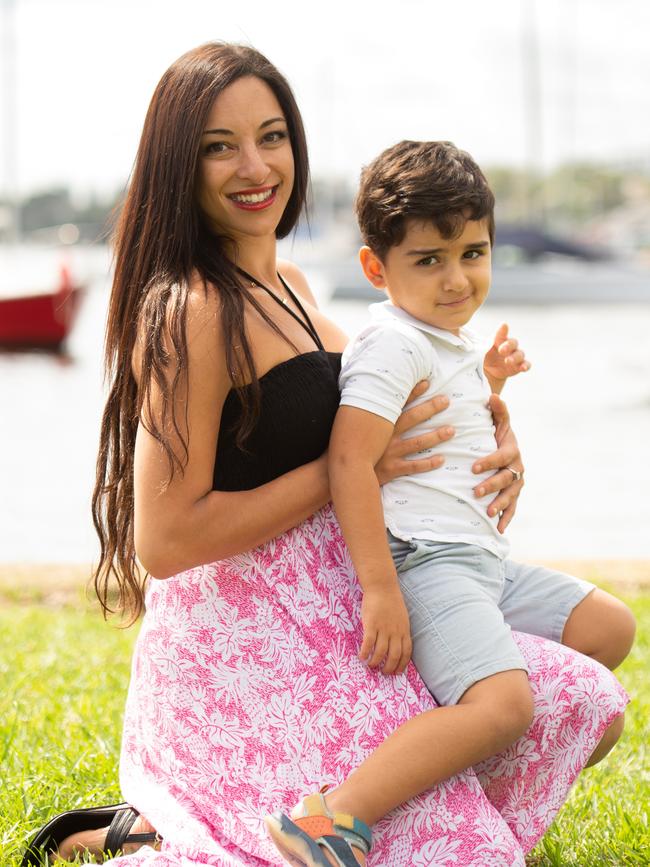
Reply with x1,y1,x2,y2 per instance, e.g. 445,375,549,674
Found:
388,533,595,706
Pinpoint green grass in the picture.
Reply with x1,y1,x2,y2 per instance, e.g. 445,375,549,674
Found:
0,591,648,866
527,594,649,866
1,604,134,865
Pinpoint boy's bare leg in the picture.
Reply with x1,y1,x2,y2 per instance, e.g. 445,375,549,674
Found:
561,588,636,670
323,669,532,856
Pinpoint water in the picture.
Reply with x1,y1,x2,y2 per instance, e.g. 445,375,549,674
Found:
1,249,649,563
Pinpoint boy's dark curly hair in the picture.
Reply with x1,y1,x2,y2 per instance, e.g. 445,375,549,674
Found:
356,140,495,260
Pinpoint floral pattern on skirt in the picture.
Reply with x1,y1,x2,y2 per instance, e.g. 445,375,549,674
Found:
105,505,628,866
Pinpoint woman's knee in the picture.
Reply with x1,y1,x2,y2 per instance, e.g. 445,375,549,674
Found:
585,712,626,767
563,590,636,670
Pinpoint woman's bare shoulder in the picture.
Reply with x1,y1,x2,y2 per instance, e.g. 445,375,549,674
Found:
132,275,228,388
185,275,223,345
278,259,318,306
278,259,350,352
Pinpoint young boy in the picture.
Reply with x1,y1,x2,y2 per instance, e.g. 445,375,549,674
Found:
266,142,634,867
329,140,613,702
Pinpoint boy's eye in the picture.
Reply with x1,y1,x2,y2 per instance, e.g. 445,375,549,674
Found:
416,255,439,266
464,249,483,260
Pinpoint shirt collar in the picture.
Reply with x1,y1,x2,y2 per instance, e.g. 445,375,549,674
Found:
369,301,475,348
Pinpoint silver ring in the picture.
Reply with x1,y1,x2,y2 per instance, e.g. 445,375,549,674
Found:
505,466,522,482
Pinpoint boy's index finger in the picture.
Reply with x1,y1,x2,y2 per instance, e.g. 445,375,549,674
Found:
494,322,509,345
499,338,518,356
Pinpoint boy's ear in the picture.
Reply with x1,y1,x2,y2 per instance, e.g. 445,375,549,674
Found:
359,246,387,290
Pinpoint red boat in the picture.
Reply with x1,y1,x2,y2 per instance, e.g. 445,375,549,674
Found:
0,264,84,350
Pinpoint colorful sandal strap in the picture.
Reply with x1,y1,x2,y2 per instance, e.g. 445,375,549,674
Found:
296,793,372,854
319,833,367,867
332,813,372,855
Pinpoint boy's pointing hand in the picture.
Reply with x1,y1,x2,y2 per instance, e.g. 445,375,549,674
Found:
483,323,531,387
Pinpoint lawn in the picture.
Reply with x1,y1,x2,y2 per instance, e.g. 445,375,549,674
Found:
0,575,648,866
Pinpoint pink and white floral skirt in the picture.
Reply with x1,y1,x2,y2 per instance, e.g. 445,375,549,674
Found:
106,505,628,866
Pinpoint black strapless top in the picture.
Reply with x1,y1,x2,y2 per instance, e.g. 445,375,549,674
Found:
213,350,342,490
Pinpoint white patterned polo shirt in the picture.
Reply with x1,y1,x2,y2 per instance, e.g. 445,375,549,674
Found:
339,301,510,558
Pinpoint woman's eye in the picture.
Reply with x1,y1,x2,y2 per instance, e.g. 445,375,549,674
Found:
262,129,288,144
205,141,230,155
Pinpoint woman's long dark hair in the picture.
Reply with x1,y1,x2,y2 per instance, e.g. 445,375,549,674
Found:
92,43,310,622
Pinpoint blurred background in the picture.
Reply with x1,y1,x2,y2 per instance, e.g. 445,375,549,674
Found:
1,0,649,565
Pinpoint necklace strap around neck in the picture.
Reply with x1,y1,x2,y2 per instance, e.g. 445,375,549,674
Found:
235,266,324,352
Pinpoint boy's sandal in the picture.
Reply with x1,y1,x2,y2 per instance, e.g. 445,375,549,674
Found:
265,788,372,867
21,802,161,866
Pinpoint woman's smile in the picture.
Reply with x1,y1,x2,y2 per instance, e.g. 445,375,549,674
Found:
228,184,279,209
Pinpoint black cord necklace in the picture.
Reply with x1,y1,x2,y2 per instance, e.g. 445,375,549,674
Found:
235,265,324,351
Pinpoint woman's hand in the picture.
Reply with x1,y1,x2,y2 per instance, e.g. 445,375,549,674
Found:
471,394,524,533
374,381,455,485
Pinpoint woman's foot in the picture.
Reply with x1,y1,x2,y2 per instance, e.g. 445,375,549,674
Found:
51,814,160,863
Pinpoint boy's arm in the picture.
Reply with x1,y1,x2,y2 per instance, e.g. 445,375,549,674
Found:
484,323,531,393
329,405,412,676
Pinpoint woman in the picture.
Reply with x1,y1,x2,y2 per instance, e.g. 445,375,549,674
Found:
28,42,630,867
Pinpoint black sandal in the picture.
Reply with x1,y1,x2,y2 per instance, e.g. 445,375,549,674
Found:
21,802,160,865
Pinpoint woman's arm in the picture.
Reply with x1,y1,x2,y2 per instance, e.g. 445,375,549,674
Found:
472,394,524,533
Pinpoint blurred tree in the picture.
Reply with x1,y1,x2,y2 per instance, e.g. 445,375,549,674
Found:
485,161,649,233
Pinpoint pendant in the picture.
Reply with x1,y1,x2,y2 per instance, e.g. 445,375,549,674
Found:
250,280,288,305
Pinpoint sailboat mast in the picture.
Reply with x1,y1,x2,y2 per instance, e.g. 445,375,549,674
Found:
522,0,544,226
1,0,19,243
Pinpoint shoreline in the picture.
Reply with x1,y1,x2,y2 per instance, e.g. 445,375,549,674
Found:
1,560,648,608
